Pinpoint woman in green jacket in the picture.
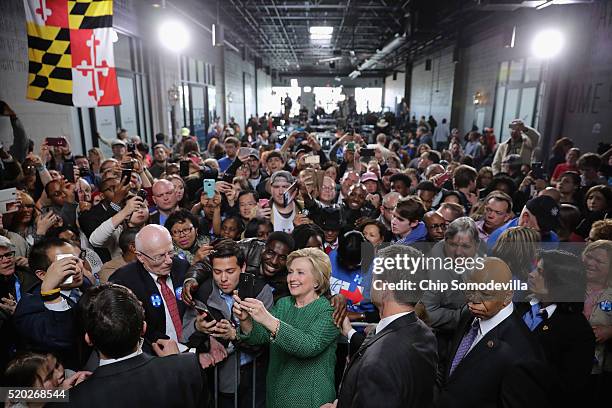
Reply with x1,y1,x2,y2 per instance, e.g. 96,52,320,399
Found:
233,247,339,408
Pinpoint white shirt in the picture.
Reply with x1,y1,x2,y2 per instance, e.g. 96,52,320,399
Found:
272,204,295,233
468,302,514,354
99,349,143,367
148,272,179,342
346,311,413,341
376,311,413,334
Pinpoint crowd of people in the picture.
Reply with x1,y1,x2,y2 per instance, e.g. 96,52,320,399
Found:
0,97,611,407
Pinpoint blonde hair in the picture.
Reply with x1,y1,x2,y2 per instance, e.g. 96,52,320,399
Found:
286,248,331,295
583,240,612,284
492,226,539,281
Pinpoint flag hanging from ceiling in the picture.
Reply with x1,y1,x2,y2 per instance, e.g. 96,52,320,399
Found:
24,0,121,107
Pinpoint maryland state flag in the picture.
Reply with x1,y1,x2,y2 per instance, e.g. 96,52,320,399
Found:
24,0,121,107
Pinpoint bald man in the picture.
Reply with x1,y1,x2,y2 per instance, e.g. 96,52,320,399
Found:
436,257,553,408
423,210,447,242
151,179,178,225
110,225,191,345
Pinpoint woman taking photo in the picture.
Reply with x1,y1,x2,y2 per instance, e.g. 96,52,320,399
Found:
233,248,339,408
164,209,211,264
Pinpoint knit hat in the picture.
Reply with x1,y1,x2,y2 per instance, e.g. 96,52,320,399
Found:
525,195,560,232
319,208,342,231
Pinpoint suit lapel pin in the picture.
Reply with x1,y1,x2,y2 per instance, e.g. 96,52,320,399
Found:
487,340,494,348
542,325,549,331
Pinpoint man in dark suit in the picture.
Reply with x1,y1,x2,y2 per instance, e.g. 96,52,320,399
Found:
516,249,595,407
335,244,438,408
110,224,191,345
54,283,207,408
436,257,553,408
13,238,92,369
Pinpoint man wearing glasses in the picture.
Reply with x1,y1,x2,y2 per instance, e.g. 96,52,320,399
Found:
110,224,189,346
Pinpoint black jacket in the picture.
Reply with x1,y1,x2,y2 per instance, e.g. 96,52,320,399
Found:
110,259,190,343
79,201,118,262
436,307,554,408
52,353,207,408
514,303,595,408
338,313,438,408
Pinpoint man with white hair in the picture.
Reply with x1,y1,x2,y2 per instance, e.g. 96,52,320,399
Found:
377,191,401,230
110,225,190,345
110,224,226,363
151,179,178,225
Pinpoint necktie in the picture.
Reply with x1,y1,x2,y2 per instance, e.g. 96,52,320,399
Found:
523,302,546,331
324,244,332,254
449,319,480,376
157,276,183,340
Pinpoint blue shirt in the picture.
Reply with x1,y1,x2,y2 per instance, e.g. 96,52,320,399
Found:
328,250,375,314
487,218,559,252
218,156,234,173
219,290,252,365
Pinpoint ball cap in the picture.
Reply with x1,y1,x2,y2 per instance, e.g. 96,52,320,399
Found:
525,195,560,232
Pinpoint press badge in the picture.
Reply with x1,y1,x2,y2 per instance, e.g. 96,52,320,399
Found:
599,300,612,312
150,294,162,308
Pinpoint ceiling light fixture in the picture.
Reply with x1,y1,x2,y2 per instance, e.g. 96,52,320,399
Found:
309,26,333,35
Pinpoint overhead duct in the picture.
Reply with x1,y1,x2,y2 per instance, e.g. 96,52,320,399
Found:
349,33,407,77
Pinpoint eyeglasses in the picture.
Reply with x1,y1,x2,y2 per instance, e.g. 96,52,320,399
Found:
171,226,194,237
0,251,15,261
139,249,175,263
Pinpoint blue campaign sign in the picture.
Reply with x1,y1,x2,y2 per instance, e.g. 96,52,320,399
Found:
599,300,612,312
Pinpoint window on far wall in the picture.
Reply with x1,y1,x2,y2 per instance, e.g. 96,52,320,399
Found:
492,57,542,142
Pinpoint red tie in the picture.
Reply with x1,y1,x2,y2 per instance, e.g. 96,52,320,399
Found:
157,276,183,340
325,244,332,254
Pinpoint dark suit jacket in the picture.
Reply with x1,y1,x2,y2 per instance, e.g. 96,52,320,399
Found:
338,313,438,408
514,303,595,407
109,259,189,343
13,283,85,369
53,353,207,408
436,307,553,408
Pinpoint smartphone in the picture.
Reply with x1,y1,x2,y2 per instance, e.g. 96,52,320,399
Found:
238,272,256,299
258,198,269,208
46,137,66,147
136,189,148,201
55,254,75,285
203,179,215,198
180,160,190,178
282,181,298,207
304,155,320,165
360,148,375,157
0,188,18,214
127,143,136,153
121,169,132,185
193,300,215,322
62,162,75,183
531,162,545,180
347,141,355,150
278,134,287,144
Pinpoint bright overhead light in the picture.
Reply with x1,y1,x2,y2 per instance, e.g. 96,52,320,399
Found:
310,34,332,41
531,29,564,59
290,78,298,87
304,86,312,92
309,26,333,35
158,20,189,52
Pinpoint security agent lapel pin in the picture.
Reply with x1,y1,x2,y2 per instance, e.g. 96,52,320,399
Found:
486,340,494,348
542,325,549,331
